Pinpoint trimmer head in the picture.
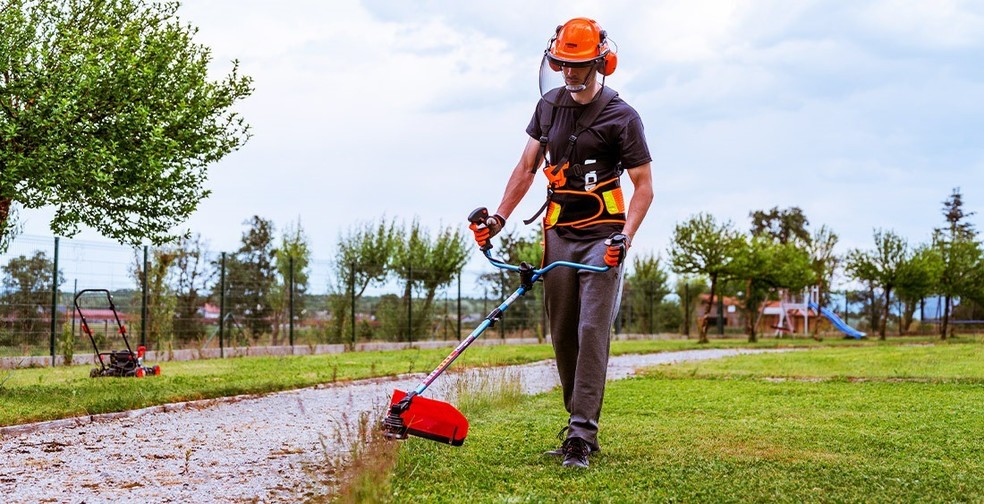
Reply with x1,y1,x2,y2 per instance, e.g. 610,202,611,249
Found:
382,390,469,446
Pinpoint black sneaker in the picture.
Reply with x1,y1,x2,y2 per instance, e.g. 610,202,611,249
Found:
544,426,569,456
561,437,590,468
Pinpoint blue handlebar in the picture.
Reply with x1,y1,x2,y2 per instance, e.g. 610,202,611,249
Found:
482,249,609,282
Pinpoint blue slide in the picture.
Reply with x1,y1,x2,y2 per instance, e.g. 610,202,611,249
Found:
808,302,866,339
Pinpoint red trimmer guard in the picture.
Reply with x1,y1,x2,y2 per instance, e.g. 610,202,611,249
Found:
389,390,469,446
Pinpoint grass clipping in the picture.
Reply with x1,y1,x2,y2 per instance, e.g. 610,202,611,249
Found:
318,366,524,503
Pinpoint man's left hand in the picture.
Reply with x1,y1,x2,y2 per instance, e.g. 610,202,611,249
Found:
604,233,630,267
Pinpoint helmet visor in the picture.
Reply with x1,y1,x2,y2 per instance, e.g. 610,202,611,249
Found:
538,53,606,108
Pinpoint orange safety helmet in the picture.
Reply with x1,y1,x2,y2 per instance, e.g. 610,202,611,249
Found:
545,18,617,76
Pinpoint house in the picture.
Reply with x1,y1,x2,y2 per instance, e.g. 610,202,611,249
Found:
697,294,743,328
198,303,221,321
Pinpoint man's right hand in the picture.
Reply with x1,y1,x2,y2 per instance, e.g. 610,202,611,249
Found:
469,213,505,250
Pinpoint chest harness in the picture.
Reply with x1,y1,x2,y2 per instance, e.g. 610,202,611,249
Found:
524,87,626,230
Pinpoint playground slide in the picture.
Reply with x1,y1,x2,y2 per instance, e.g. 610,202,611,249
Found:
808,302,866,339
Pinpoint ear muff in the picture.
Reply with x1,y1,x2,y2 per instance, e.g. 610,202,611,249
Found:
597,29,617,76
599,51,617,76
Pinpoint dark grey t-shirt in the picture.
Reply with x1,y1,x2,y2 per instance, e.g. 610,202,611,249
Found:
525,88,651,240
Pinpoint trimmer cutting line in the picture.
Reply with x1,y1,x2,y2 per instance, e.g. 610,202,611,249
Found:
382,207,610,446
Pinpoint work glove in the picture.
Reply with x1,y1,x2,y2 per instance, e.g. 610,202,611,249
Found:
604,233,630,267
469,213,505,250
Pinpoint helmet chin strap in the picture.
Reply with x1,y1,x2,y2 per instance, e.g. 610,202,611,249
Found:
568,73,605,104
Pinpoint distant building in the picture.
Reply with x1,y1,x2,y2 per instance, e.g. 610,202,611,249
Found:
697,294,743,328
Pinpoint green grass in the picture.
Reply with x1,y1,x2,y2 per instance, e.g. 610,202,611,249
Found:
654,341,984,382
0,335,957,427
388,342,984,503
0,344,550,426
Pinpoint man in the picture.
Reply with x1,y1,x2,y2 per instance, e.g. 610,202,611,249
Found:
471,17,653,469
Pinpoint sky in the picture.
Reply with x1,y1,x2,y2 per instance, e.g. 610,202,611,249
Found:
17,0,984,289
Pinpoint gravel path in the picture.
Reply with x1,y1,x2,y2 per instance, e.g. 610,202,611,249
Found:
1,348,780,503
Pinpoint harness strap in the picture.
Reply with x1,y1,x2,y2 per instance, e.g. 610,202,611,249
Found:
524,87,619,224
523,188,553,225
558,86,618,170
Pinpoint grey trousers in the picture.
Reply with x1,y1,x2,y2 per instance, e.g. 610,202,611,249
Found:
542,229,623,452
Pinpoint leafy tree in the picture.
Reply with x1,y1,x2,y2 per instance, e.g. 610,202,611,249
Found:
621,252,672,335
895,244,941,334
0,0,252,249
130,247,176,352
845,229,908,340
749,206,811,246
668,213,742,343
932,188,982,339
271,220,310,345
390,220,469,341
221,216,277,339
170,234,213,343
1,251,62,339
329,217,397,343
807,226,839,300
730,236,815,342
674,276,708,337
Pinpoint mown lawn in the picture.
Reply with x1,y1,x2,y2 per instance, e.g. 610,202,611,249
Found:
0,335,904,427
388,341,983,503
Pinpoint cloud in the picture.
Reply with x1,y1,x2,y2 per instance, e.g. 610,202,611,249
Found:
15,0,984,293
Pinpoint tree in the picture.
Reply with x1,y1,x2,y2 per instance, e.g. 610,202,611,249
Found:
222,216,277,339
130,246,177,352
0,0,252,249
622,252,672,335
730,236,815,342
170,234,213,343
845,229,908,340
271,220,310,345
807,225,839,339
390,220,469,341
668,213,742,343
932,188,981,339
329,217,398,343
674,276,707,337
749,206,811,246
895,244,941,335
1,251,62,339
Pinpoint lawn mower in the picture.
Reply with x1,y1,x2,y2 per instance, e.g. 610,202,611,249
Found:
381,208,610,446
75,289,161,378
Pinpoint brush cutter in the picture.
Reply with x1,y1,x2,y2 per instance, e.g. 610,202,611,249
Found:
75,289,162,378
381,207,610,446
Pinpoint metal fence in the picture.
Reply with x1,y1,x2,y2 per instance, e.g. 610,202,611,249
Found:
1,234,680,364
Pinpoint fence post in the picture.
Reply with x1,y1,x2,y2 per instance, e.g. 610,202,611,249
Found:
499,272,505,340
717,295,725,335
141,246,148,347
456,270,462,341
289,255,294,348
407,264,413,345
649,280,655,335
350,262,355,347
71,279,77,346
50,237,60,365
219,252,226,358
844,291,849,325
684,283,690,337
